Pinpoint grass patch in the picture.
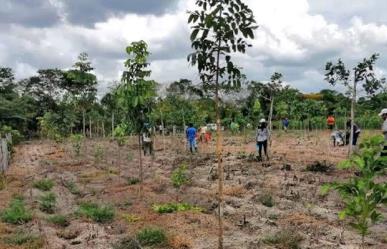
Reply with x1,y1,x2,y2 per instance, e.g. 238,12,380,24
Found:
38,192,56,213
0,197,32,224
2,230,44,248
47,214,70,227
121,213,141,223
76,202,115,223
136,228,167,246
259,194,274,207
33,179,54,191
63,180,81,195
112,237,141,249
262,229,303,249
152,203,203,214
127,177,140,185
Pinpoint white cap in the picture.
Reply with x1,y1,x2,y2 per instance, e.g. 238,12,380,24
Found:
378,108,387,116
259,118,266,123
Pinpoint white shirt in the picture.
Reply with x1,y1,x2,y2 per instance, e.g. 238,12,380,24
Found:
256,128,269,142
382,119,387,140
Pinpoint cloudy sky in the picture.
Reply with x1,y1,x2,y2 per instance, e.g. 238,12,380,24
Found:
1,0,387,94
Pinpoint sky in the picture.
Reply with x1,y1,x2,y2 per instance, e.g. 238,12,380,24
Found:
1,0,387,95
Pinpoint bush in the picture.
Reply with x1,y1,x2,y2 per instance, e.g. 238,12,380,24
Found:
152,203,203,214
70,134,83,156
39,192,56,213
47,214,70,227
136,228,167,246
262,229,303,249
76,202,115,223
259,194,274,208
3,229,44,248
33,179,54,191
1,197,32,224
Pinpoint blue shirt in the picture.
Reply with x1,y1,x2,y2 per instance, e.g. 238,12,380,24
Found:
186,127,196,141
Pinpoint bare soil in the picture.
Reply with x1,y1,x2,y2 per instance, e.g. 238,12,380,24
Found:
0,130,386,249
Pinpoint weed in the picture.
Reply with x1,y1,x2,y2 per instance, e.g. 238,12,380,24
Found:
33,179,54,191
152,203,203,214
136,227,167,246
0,173,6,190
306,161,332,173
76,202,115,223
112,236,141,249
2,229,44,248
47,214,70,227
259,194,274,207
1,197,32,224
127,177,140,185
121,213,141,223
262,229,303,249
39,192,56,213
63,180,81,195
171,164,189,189
70,134,83,156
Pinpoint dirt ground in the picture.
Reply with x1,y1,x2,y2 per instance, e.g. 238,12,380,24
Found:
0,130,386,249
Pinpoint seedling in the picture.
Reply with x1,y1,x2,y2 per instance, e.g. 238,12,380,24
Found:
33,179,54,191
47,214,70,227
321,136,387,247
1,197,32,224
70,134,83,156
171,164,189,200
136,227,167,246
127,177,140,185
39,192,56,213
94,144,104,163
76,202,115,223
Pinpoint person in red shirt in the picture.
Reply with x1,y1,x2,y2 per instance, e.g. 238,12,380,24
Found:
327,115,335,130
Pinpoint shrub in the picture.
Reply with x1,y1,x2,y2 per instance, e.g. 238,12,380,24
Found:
63,180,81,195
1,197,32,224
136,228,167,246
152,203,203,214
39,192,56,213
3,229,44,248
262,229,303,249
259,194,274,208
70,134,83,156
76,202,115,223
171,164,189,189
33,179,54,191
47,214,70,227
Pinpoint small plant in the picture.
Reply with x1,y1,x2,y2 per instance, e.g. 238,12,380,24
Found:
3,229,44,248
171,164,189,189
0,172,6,190
121,213,141,223
33,179,54,191
321,136,387,246
136,227,167,246
259,194,274,208
112,236,141,249
127,177,140,185
39,192,56,213
63,180,81,195
70,134,83,156
94,144,104,163
152,203,203,214
262,229,303,249
1,197,32,224
47,214,70,227
76,202,115,223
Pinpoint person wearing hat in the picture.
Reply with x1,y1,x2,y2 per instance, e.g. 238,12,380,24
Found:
379,108,387,156
256,119,269,161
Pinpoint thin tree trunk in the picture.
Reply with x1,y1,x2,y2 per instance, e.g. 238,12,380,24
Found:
111,112,115,138
215,36,224,249
82,109,86,137
89,117,92,138
349,80,357,155
160,111,165,151
138,134,143,197
102,121,105,138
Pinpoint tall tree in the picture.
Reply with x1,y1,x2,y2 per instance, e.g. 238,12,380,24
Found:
188,0,257,247
325,54,386,153
118,40,156,187
64,52,97,136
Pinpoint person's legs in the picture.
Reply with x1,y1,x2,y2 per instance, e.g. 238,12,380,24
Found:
353,132,359,146
257,142,263,158
263,140,268,157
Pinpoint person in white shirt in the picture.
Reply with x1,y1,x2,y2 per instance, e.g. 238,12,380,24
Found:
256,119,269,161
378,108,387,156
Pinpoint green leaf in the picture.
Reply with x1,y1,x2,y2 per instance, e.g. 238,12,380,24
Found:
190,29,200,41
338,160,352,169
338,210,347,220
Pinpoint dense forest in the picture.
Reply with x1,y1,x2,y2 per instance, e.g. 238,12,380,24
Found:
1,51,386,140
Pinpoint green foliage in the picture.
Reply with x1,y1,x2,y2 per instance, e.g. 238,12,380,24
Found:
0,197,32,224
47,214,70,227
263,229,303,249
152,202,203,214
38,192,56,213
76,202,115,223
230,122,240,134
171,164,189,189
33,178,54,191
136,228,167,246
127,177,140,185
113,124,127,146
70,134,83,156
0,125,23,146
259,194,274,208
63,180,81,195
322,136,387,241
94,144,104,163
2,229,44,248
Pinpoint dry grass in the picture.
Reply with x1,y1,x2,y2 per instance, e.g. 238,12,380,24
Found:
223,185,246,197
168,234,192,249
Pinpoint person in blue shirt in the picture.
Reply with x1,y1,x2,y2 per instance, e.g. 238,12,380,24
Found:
186,123,197,153
282,118,289,132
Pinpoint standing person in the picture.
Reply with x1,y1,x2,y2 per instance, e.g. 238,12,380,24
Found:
346,120,361,146
282,118,289,132
186,123,197,153
142,125,153,156
256,119,269,161
327,114,335,130
378,108,387,156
